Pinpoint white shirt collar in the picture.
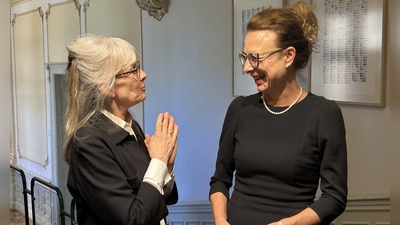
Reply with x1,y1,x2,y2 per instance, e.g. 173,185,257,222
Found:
100,110,136,138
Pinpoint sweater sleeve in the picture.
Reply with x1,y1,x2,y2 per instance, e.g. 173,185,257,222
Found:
309,101,348,225
209,96,244,200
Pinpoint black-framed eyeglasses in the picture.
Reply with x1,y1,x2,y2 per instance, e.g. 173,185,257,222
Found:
238,48,284,68
115,61,141,79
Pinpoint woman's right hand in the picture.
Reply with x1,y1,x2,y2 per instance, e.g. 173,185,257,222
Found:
215,220,230,225
144,112,178,165
210,192,230,225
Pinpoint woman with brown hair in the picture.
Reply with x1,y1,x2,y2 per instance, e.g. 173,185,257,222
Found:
209,2,347,225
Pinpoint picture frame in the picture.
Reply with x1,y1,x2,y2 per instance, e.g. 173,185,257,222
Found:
310,0,387,106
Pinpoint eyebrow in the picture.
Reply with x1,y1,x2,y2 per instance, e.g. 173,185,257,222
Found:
119,62,139,73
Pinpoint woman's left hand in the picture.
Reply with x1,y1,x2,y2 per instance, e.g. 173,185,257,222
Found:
144,112,178,168
168,141,178,173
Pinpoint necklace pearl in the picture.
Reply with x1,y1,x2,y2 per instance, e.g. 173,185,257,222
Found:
261,87,303,115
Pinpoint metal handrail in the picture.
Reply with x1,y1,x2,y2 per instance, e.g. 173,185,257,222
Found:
10,165,77,225
31,176,72,225
10,164,30,225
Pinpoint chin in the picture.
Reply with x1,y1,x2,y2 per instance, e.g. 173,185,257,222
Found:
139,96,146,103
132,96,146,106
256,85,267,93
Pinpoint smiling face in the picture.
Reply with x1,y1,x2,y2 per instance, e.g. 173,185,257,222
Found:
242,30,293,93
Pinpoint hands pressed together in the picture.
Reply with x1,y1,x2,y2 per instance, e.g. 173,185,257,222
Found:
144,112,179,173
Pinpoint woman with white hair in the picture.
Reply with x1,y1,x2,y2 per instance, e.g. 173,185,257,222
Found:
64,35,179,225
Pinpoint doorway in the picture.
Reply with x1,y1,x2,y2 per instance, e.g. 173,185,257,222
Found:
48,63,73,212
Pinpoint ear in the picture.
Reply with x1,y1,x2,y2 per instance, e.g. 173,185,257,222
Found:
98,83,115,98
284,46,296,68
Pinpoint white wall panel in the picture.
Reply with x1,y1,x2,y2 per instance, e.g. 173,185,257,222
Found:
13,8,48,167
47,0,81,63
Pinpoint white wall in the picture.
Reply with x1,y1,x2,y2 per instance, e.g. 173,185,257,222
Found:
10,0,70,183
1,1,11,223
10,0,143,185
141,0,396,207
142,0,235,202
7,0,400,222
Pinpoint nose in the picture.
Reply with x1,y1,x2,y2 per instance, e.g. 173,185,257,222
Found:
242,59,253,73
139,69,147,80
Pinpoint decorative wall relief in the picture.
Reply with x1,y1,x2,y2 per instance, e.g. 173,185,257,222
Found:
136,0,169,21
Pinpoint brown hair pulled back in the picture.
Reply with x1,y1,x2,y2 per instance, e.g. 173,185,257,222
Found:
246,1,319,69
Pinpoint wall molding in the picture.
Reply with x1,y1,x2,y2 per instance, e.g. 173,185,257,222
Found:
10,0,31,7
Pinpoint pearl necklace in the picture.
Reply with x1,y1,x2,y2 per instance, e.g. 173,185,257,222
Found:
261,87,303,115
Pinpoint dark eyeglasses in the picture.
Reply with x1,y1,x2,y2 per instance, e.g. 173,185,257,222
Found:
115,62,141,79
238,48,284,68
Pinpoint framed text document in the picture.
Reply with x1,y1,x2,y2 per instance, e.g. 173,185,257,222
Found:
311,0,387,106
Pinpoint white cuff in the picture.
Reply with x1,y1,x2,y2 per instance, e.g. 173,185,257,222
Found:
143,159,171,194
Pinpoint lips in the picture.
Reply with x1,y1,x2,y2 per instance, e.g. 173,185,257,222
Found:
253,75,265,80
253,74,266,84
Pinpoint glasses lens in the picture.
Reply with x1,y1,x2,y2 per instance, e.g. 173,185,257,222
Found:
247,53,259,68
135,67,140,78
238,53,247,66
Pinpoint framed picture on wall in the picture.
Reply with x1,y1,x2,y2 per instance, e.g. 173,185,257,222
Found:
233,0,283,96
311,0,387,106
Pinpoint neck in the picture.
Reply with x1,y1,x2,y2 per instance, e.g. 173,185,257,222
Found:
263,84,303,107
109,102,131,122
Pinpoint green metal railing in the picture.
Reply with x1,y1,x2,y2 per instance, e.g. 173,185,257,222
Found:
10,165,77,225
10,165,30,225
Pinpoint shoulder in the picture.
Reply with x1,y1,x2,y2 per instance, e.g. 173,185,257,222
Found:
228,93,261,110
305,93,345,128
75,114,109,138
306,93,342,114
74,114,123,146
223,93,260,127
75,122,99,138
73,123,105,149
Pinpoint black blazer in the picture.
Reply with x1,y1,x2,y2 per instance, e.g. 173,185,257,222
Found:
67,113,178,225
